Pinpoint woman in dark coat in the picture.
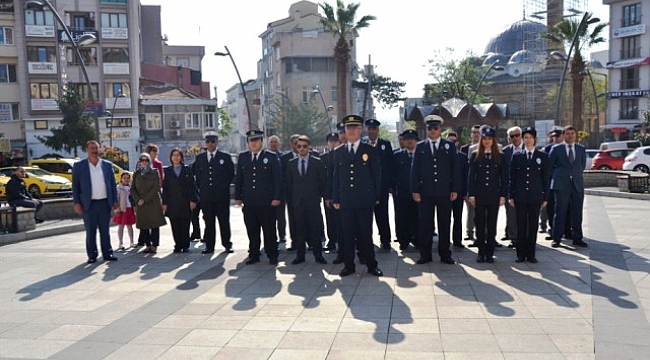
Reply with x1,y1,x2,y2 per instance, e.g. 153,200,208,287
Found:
162,148,199,253
468,127,508,263
132,153,166,254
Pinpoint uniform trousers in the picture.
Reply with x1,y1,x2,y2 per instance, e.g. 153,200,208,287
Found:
243,205,278,260
505,201,518,241
202,199,231,251
169,217,191,251
83,200,113,259
464,199,475,237
515,203,541,260
396,194,418,247
418,196,452,260
190,202,201,238
275,201,287,241
294,203,324,259
451,197,464,246
474,203,499,257
324,205,338,249
373,192,391,246
340,207,377,270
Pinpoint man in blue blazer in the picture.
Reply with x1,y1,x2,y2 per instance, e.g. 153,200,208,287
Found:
548,126,588,248
72,141,119,263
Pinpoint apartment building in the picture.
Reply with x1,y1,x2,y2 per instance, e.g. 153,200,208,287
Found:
0,1,21,165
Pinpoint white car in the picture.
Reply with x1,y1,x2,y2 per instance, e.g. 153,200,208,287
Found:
622,146,650,173
585,149,599,170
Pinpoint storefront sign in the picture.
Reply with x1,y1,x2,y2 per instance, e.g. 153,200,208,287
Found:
607,90,650,99
606,57,650,69
612,24,646,38
28,62,57,74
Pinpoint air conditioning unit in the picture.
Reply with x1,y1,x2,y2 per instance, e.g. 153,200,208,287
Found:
170,120,180,128
171,130,182,137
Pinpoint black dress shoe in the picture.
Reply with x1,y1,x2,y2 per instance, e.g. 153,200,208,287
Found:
485,256,494,263
545,235,553,240
35,218,45,224
368,267,383,276
224,247,234,254
528,257,538,263
551,241,561,248
573,239,588,248
314,256,327,264
464,236,475,240
339,267,356,277
87,258,97,264
173,248,182,253
441,257,455,265
291,257,305,265
279,237,287,243
507,242,516,249
515,257,525,263
269,258,278,265
494,243,503,248
476,255,486,263
468,242,478,248
358,257,366,265
103,255,118,261
202,249,215,254
286,247,296,252
245,258,260,265
182,248,190,253
501,236,510,241
381,243,391,250
416,257,432,264
399,243,409,251
453,243,465,249
332,257,344,264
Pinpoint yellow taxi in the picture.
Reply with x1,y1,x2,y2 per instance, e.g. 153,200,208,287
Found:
28,157,129,184
0,174,9,200
0,167,72,198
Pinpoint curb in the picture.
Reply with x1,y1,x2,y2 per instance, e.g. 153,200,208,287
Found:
0,222,86,246
585,188,650,201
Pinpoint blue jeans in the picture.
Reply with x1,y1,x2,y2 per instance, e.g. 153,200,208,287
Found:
9,199,44,218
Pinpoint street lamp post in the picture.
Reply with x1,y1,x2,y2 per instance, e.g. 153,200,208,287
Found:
104,93,127,148
550,12,601,123
465,62,504,124
215,46,254,131
25,0,99,140
313,86,335,130
580,69,608,146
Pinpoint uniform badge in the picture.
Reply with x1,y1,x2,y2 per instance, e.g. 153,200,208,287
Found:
444,143,450,150
219,159,224,165
362,153,368,162
381,144,385,150
536,158,541,164
263,158,268,164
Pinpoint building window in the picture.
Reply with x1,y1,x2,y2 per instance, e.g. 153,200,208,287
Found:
30,83,59,99
105,82,131,97
27,46,56,62
34,120,48,129
0,64,17,83
620,36,641,59
302,89,310,104
622,3,642,27
101,12,127,28
102,48,129,62
67,83,99,100
204,113,215,129
70,13,95,30
146,113,162,130
620,99,639,119
620,68,639,89
330,86,337,102
0,103,19,121
176,57,190,68
0,27,13,45
185,113,200,129
66,47,97,66
24,9,54,26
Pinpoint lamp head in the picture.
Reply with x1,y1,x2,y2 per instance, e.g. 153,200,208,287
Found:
24,1,44,10
76,33,97,47
117,93,127,98
326,105,334,112
104,111,112,117
214,51,229,57
550,51,567,61
312,89,320,94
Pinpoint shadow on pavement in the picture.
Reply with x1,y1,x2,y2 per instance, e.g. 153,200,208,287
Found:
16,262,98,301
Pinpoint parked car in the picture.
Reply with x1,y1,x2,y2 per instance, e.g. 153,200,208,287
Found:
0,166,72,198
0,175,8,201
591,149,634,170
599,140,641,151
623,146,650,173
585,149,599,170
28,157,129,184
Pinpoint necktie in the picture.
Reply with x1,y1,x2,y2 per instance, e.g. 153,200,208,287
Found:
486,152,491,160
253,154,258,165
349,144,355,159
431,141,436,156
301,159,306,176
568,145,575,165
528,152,532,161
408,152,413,162
209,153,213,162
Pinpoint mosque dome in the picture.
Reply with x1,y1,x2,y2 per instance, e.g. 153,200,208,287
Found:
509,49,538,64
483,52,510,67
484,19,547,57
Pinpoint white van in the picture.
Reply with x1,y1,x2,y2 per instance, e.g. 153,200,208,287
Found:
599,140,641,151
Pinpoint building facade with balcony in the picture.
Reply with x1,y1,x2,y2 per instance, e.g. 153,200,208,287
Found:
0,1,22,165
603,0,650,140
11,0,141,169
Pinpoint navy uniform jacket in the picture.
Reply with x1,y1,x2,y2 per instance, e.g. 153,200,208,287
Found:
162,165,199,218
509,150,550,204
235,150,282,206
467,152,508,205
548,143,586,192
192,150,234,202
285,155,326,208
320,149,336,201
393,149,414,200
503,143,524,172
411,138,460,197
364,137,395,190
332,142,381,209
456,151,469,198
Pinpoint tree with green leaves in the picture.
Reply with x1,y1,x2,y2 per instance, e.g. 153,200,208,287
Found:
268,99,331,146
37,88,95,157
217,107,234,139
424,48,487,104
319,0,375,119
352,73,406,118
541,12,607,131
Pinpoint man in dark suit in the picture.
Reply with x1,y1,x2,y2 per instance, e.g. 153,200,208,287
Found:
320,132,341,252
363,119,395,250
502,126,524,248
72,140,119,263
286,135,328,264
332,115,383,277
446,132,467,249
543,127,572,241
268,135,287,244
393,129,419,251
325,122,348,264
411,115,460,265
192,131,235,254
235,130,283,265
280,134,301,251
548,125,588,248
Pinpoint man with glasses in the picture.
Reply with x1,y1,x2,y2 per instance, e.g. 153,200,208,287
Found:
192,131,235,254
502,126,524,248
6,167,45,223
411,115,460,265
460,124,481,242
280,134,301,251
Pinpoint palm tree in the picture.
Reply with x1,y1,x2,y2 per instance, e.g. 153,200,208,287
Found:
319,1,375,120
541,12,607,132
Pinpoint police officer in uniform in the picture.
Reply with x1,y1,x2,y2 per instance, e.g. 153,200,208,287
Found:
393,129,419,251
411,115,460,265
363,119,395,250
320,132,341,252
332,115,383,277
192,131,235,254
326,122,348,264
235,130,282,265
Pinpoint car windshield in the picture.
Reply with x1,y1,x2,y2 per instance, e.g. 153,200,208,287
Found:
25,168,54,176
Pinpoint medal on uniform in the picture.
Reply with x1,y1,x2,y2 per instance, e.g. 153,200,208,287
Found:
444,143,450,150
263,158,268,164
219,159,224,164
536,158,541,164
362,153,368,162
381,144,385,150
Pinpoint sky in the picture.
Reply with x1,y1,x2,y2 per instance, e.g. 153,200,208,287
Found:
139,0,610,122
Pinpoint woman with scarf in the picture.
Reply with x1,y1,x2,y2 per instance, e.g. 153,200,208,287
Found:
131,153,166,254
